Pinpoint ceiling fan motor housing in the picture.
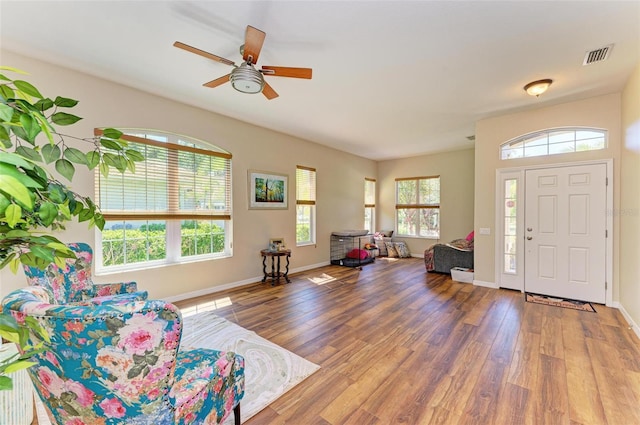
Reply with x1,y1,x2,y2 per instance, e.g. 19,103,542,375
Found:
230,62,265,94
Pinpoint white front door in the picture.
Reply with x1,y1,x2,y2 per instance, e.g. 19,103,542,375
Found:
524,163,607,303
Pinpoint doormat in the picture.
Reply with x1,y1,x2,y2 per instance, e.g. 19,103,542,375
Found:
525,292,596,312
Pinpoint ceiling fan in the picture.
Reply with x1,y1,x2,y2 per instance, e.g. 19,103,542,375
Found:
174,25,312,100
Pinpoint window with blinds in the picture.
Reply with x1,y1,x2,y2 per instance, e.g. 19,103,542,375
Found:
94,129,232,271
395,175,440,238
364,178,376,234
296,165,316,245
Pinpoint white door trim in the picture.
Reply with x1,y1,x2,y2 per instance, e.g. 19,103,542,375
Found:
495,158,613,306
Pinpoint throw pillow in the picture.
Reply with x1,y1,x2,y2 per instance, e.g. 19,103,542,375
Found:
385,241,398,258
394,241,411,258
466,231,475,242
346,248,369,260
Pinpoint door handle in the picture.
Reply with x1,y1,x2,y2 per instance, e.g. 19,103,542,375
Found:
527,227,533,232
526,236,533,240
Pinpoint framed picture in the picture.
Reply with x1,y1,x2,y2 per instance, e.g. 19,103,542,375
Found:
269,238,285,251
248,170,288,209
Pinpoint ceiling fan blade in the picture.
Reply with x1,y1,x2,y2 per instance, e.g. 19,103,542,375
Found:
173,41,236,66
243,26,266,64
261,66,312,79
262,82,279,100
203,74,230,88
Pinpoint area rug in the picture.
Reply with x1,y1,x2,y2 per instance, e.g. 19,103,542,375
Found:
525,292,596,312
181,311,320,424
35,311,320,424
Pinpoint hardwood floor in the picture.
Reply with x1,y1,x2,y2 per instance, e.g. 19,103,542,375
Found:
174,257,640,425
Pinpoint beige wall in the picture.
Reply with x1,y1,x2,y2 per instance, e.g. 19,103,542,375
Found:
620,63,640,328
475,94,622,296
0,51,376,300
377,148,475,256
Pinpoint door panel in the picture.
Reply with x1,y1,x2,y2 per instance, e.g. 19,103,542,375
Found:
524,164,606,303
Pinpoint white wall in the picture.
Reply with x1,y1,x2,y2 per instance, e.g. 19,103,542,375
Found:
620,62,640,329
0,51,376,300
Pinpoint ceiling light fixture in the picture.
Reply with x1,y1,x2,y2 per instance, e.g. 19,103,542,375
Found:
230,61,265,94
524,79,553,97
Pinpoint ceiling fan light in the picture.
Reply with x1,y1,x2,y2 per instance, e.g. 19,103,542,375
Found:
230,62,265,94
524,79,553,97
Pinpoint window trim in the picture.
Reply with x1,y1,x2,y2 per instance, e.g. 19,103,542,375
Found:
500,127,607,160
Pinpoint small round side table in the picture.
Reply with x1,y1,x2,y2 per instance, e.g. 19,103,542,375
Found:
260,249,291,285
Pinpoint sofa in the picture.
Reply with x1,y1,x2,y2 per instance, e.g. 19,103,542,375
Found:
424,232,474,273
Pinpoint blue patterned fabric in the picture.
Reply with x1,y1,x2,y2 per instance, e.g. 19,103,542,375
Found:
22,242,148,304
2,286,245,425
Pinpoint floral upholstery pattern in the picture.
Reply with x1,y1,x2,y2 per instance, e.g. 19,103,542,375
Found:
2,285,245,425
22,242,148,305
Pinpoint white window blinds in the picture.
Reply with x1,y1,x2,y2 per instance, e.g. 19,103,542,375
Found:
296,165,316,205
94,129,232,221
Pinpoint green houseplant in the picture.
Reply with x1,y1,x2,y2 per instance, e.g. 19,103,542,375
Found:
0,66,143,390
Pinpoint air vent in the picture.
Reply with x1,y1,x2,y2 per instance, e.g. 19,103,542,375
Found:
583,44,613,65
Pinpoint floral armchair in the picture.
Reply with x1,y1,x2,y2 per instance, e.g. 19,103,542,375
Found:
22,242,147,305
2,285,245,425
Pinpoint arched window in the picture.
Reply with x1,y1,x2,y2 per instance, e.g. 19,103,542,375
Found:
94,129,232,271
500,127,606,160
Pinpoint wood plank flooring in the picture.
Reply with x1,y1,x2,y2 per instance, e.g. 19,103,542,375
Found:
174,257,640,425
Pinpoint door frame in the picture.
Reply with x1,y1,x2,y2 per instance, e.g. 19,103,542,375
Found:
494,158,613,306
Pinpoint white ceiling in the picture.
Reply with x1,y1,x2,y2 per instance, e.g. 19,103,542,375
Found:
1,1,639,160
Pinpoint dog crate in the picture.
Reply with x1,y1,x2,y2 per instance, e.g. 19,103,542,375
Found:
330,230,375,268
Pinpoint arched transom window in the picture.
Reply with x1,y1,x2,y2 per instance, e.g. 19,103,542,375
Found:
500,127,607,160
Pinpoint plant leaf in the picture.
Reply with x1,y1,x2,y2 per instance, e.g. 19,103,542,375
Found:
0,151,35,169
14,80,44,98
100,139,124,151
41,144,62,164
30,245,56,263
102,128,123,139
55,158,75,180
0,126,11,147
0,162,41,187
5,204,22,227
19,113,41,143
78,207,94,223
38,202,59,226
34,98,55,112
15,146,42,163
125,149,144,162
99,162,109,178
53,96,79,108
0,103,14,122
0,375,13,391
126,158,136,173
3,360,37,374
63,147,89,166
86,151,100,169
51,112,82,126
0,85,15,101
0,175,33,209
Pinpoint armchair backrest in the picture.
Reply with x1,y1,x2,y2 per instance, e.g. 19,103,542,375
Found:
2,285,182,424
22,242,97,304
